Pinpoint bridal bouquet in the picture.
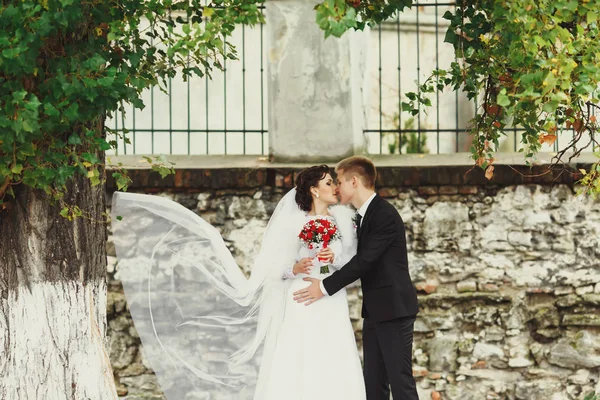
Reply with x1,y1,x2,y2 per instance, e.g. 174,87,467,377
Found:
298,218,340,274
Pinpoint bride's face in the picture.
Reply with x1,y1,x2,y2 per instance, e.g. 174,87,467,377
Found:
314,173,338,205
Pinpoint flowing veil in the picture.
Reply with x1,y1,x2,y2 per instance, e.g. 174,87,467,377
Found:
110,189,306,399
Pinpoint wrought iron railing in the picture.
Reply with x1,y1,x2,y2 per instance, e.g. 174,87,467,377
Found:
106,7,268,156
365,1,598,155
107,1,596,157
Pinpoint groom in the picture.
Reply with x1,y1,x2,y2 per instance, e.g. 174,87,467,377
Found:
294,156,419,400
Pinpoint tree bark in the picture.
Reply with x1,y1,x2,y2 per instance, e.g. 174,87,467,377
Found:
0,169,117,398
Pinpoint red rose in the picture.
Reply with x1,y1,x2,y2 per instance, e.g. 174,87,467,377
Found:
328,229,335,235
318,226,325,233
307,232,313,239
323,234,330,242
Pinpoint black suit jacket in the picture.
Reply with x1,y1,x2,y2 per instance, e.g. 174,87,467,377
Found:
323,195,418,322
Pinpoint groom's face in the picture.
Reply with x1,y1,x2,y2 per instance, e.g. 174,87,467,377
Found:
335,170,356,205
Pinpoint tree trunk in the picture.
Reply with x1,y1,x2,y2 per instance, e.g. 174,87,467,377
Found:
0,171,117,398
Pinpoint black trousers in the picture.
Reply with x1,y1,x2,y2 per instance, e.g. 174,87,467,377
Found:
363,316,419,400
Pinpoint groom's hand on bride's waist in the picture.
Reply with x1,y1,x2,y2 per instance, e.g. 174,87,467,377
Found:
293,277,324,305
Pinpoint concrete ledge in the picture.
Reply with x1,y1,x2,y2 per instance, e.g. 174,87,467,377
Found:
106,153,597,191
108,152,598,169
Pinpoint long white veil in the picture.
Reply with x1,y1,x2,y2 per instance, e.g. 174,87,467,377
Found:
110,189,306,399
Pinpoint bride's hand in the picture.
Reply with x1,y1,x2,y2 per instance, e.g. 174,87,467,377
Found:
317,247,334,264
293,258,313,275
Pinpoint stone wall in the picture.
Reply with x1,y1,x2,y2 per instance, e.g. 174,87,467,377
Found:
106,162,600,400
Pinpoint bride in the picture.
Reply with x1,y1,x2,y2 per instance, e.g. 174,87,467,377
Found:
111,165,366,400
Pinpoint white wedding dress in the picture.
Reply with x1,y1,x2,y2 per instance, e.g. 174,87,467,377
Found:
111,190,366,400
261,214,366,400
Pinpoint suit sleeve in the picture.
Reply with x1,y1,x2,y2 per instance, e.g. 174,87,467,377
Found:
322,209,400,296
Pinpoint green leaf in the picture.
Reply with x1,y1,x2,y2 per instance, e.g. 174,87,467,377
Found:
444,29,458,46
533,36,547,48
442,10,453,21
64,103,79,121
60,208,69,219
2,48,20,59
116,174,130,190
401,102,414,112
12,90,27,102
131,98,145,109
11,164,23,174
542,101,558,113
68,134,82,145
588,11,597,25
204,7,215,17
496,89,510,107
22,120,34,133
44,103,59,118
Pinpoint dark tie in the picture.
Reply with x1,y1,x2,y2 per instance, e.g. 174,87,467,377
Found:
356,213,362,237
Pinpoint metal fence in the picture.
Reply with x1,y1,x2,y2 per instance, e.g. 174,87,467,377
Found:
106,7,268,156
365,1,598,155
365,1,465,155
107,1,597,157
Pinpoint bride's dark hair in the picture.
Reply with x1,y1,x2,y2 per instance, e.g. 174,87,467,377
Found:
294,165,330,212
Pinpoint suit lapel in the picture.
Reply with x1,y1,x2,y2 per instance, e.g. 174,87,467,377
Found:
358,195,381,243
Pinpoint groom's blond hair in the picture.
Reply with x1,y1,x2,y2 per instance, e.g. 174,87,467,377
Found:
335,156,377,189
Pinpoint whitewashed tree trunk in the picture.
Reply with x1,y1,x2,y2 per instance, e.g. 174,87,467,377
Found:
0,173,118,399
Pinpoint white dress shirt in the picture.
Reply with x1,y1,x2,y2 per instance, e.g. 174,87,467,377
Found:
319,192,377,296
356,192,377,222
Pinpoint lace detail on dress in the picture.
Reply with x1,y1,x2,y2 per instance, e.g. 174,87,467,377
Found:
282,265,296,279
